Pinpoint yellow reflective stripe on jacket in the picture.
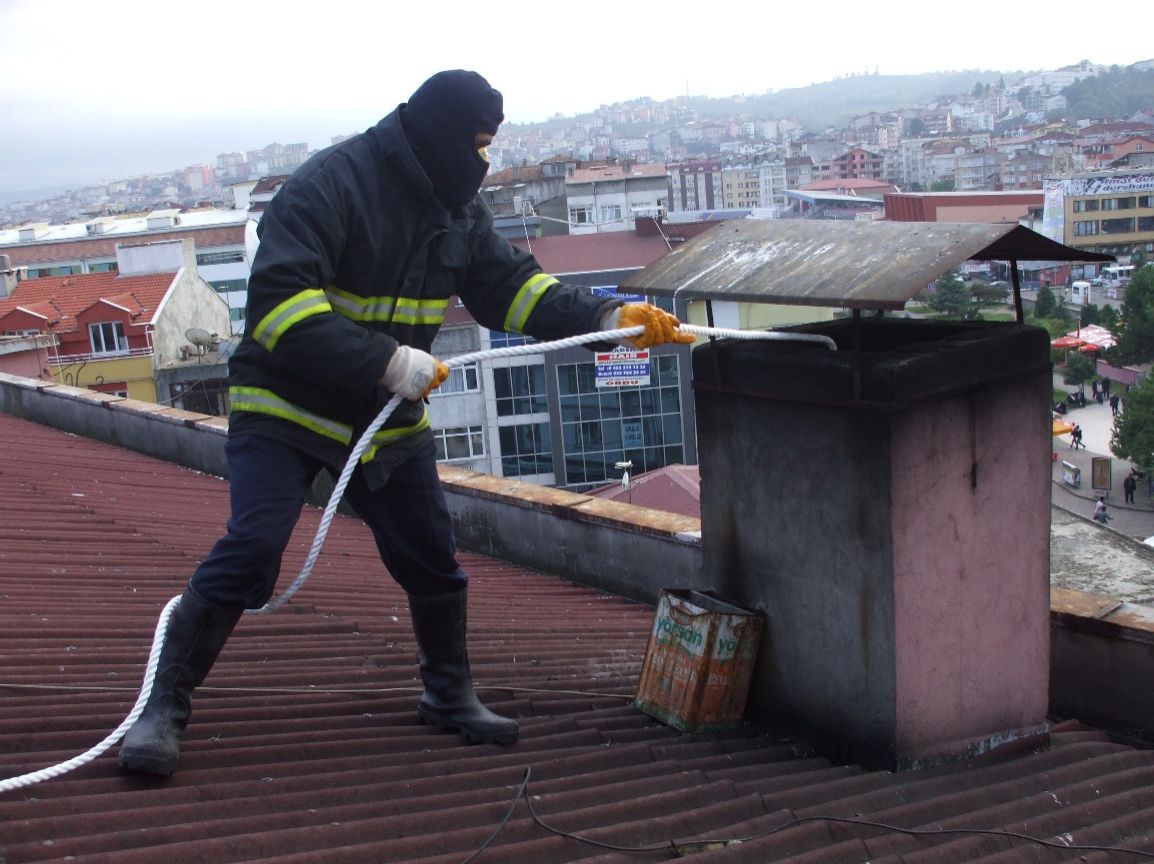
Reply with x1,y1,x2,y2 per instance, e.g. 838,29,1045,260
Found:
361,408,431,462
229,386,352,445
391,297,449,326
325,286,396,322
504,272,558,334
323,288,447,326
252,289,332,351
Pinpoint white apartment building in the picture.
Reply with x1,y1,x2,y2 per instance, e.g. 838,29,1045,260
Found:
565,163,669,234
0,208,251,334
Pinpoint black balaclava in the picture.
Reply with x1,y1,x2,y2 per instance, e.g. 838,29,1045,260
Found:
402,70,504,209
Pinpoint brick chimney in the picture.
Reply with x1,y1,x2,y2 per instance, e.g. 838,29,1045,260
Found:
694,318,1052,769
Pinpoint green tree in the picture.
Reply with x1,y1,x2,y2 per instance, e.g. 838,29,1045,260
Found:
930,178,956,192
1034,285,1059,318
1062,352,1096,396
1081,303,1102,326
929,273,979,319
1112,375,1154,476
972,280,1009,306
1111,265,1154,364
1099,304,1119,331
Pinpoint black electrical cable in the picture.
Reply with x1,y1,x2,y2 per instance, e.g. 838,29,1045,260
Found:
456,766,1154,862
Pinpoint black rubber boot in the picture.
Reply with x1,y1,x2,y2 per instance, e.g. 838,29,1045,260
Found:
408,590,519,744
117,586,243,776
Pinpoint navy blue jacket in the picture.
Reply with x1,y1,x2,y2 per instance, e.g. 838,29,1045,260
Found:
228,106,614,475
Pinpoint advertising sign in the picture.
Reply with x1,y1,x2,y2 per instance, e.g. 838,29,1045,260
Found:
595,347,651,388
591,286,646,304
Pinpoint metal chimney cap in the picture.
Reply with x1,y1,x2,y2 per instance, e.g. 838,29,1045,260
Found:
621,219,1114,311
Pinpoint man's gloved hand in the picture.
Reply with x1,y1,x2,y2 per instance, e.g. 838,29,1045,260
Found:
382,345,450,401
601,304,695,349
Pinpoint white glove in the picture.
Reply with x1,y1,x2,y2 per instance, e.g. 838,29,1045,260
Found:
382,345,449,401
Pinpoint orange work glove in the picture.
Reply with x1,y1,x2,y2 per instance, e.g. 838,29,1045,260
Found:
601,303,695,349
381,345,450,401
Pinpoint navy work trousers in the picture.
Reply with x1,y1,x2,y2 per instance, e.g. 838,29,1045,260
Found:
191,434,466,609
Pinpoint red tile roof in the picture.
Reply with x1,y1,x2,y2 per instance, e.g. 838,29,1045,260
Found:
509,233,674,276
0,271,174,334
589,464,701,518
3,411,1154,863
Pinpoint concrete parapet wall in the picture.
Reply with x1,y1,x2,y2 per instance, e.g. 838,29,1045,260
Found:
438,466,702,604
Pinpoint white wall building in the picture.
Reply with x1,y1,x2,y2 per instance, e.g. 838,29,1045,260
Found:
565,163,669,234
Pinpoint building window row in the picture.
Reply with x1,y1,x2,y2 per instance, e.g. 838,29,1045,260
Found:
433,425,485,462
196,250,246,266
430,362,478,396
499,422,552,477
494,363,548,416
557,355,683,488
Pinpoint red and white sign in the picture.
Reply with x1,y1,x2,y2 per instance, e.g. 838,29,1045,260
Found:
595,348,651,388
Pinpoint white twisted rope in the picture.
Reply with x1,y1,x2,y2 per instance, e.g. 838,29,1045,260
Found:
0,323,832,792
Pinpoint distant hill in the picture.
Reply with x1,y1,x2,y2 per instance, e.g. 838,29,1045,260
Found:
689,70,1014,129
507,65,1153,136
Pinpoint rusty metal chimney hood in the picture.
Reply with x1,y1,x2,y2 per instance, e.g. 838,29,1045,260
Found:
621,219,1113,313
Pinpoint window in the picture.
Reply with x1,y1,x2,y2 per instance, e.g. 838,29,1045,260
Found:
1074,220,1099,236
1139,195,1153,208
89,262,118,273
196,250,246,266
1101,218,1135,235
1138,216,1154,232
493,364,547,416
89,321,127,354
1073,200,1100,213
434,425,485,461
568,206,594,225
209,279,248,293
487,329,534,348
599,204,622,223
499,422,552,477
1102,197,1136,212
430,362,478,396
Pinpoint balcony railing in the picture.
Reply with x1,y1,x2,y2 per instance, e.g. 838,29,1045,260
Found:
50,346,154,366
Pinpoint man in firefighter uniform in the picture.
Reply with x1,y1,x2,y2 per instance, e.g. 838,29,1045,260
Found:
118,70,693,776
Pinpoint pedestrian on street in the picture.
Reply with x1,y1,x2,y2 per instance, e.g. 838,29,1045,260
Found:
1124,470,1138,505
1110,393,1120,416
1092,497,1111,524
115,69,695,779
1070,423,1083,449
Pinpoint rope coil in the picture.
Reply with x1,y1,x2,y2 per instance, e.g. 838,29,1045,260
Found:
0,324,831,793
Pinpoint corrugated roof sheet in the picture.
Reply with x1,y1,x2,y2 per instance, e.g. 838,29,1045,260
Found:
4,411,1154,863
621,220,1113,310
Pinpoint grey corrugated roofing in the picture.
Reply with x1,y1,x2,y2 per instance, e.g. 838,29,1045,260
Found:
621,220,1114,310
3,411,1154,863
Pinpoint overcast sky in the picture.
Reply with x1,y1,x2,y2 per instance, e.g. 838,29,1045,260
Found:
1,0,1151,197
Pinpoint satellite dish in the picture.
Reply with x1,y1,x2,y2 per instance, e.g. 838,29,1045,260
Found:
185,328,218,348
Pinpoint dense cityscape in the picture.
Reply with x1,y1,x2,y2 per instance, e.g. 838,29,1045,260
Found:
4,59,1152,228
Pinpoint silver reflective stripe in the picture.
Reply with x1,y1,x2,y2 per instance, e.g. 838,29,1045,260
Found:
504,272,557,333
392,297,449,326
361,407,431,462
252,289,332,351
229,386,352,444
325,286,396,322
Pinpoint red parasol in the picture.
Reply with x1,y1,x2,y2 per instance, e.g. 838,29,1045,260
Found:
1078,343,1101,353
1051,336,1085,349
